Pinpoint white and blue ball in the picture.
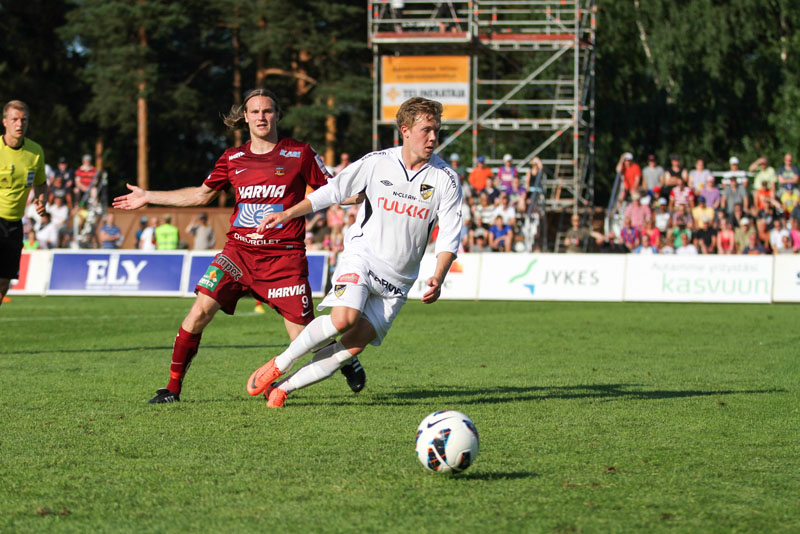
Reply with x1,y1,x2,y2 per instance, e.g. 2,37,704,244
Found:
415,410,479,473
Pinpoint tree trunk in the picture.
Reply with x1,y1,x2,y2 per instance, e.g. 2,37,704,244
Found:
137,18,149,190
325,94,336,166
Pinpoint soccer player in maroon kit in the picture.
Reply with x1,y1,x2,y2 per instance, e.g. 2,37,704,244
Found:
113,88,365,403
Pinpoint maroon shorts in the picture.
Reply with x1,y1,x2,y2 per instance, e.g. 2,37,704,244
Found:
195,244,314,324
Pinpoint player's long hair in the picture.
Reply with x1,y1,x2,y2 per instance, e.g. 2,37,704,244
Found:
222,88,283,130
396,97,443,130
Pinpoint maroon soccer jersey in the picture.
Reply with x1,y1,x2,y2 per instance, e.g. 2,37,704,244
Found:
204,138,331,252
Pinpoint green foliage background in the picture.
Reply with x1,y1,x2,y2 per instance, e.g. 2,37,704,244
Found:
1,1,798,201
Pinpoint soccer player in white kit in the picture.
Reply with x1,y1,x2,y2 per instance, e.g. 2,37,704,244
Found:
246,97,463,407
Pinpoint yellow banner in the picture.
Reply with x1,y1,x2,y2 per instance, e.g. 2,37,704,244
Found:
381,56,470,121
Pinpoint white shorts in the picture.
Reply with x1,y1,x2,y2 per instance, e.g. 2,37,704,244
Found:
318,254,409,346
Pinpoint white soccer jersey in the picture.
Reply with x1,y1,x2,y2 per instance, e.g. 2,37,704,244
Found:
308,146,463,285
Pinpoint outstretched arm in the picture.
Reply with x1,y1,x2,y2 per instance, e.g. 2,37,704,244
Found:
113,183,219,210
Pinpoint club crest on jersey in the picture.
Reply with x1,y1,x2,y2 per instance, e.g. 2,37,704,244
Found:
337,273,360,284
334,284,347,298
275,166,285,176
280,149,301,158
420,184,434,200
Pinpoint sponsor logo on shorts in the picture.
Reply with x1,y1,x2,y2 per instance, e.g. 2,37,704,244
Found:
215,254,243,281
334,284,347,298
377,197,430,220
275,166,285,176
233,203,284,227
198,266,223,291
420,183,434,200
267,284,306,299
368,270,404,296
337,273,360,284
229,151,245,160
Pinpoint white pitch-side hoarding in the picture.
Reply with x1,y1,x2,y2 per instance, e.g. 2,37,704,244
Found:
477,253,626,301
407,253,482,300
771,255,800,302
624,255,773,303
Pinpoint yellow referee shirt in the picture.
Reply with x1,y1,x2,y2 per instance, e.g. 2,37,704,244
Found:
0,136,46,221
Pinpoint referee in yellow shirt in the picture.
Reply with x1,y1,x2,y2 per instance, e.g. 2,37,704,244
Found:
1,100,46,306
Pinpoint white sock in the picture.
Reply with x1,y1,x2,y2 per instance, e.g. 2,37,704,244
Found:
275,315,340,372
278,341,354,394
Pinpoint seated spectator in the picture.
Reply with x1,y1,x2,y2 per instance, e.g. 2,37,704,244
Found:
99,213,123,249
74,154,97,198
619,216,641,251
777,234,794,254
333,152,350,176
755,218,771,250
702,176,721,210
669,177,695,211
716,218,736,254
23,230,39,250
595,231,627,253
623,192,651,231
754,179,776,212
473,192,495,229
675,232,698,255
47,174,72,209
776,153,799,194
47,195,70,231
563,214,592,253
461,195,474,225
492,194,517,226
729,202,746,229
721,171,750,216
661,154,687,200
659,235,675,254
36,212,59,249
506,175,526,201
693,217,717,254
471,228,492,252
734,217,756,253
496,154,518,192
616,152,641,206
488,215,513,252
742,232,767,255
654,198,671,232
790,218,800,252
671,204,694,229
724,156,747,185
643,217,661,248
779,187,800,217
671,216,692,249
483,177,501,204
642,154,664,198
468,156,492,193
769,218,790,253
633,233,658,254
750,157,777,194
53,156,75,206
691,196,714,229
688,158,713,195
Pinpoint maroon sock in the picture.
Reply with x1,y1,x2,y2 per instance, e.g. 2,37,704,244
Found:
167,327,202,394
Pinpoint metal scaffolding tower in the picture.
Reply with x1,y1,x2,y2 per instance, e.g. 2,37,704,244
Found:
368,0,596,218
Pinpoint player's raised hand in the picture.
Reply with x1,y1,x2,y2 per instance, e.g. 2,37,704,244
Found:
421,276,443,304
113,184,148,210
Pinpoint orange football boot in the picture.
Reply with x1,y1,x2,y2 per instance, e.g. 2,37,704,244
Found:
246,357,282,396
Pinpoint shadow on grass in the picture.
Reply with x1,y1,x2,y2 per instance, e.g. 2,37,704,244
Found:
457,471,539,481
0,343,285,356
309,384,786,406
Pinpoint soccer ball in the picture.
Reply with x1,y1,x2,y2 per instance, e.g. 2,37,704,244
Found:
415,410,479,473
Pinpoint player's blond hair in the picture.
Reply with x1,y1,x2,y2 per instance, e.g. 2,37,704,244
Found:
396,97,442,130
3,100,29,118
222,88,283,130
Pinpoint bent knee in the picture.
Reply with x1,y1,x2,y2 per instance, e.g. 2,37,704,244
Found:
330,307,360,333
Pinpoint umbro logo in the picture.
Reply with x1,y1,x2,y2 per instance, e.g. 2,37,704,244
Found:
381,180,393,187
235,168,246,174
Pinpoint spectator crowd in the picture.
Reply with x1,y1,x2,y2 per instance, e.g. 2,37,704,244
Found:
579,152,800,255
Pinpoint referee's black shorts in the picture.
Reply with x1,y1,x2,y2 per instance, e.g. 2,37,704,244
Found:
0,217,24,279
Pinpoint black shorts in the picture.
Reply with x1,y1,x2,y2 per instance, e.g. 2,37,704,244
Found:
0,218,24,279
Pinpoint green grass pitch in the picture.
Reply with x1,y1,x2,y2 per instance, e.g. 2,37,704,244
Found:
1,296,799,533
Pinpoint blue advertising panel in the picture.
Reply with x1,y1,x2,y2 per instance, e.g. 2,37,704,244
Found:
185,251,328,297
48,251,185,295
